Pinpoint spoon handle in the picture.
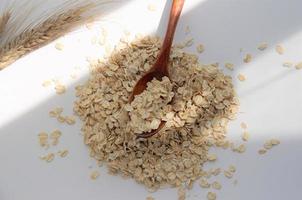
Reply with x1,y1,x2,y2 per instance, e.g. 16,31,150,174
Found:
156,0,185,74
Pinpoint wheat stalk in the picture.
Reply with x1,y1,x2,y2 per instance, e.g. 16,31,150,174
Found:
0,5,91,70
0,12,10,36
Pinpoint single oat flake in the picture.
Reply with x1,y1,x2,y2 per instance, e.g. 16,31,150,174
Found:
258,149,267,155
55,42,64,51
57,115,66,123
257,42,268,51
243,54,252,63
211,181,222,190
40,153,55,163
270,139,280,145
55,84,66,95
224,170,233,179
207,154,217,161
200,178,210,188
38,132,49,148
42,80,52,87
228,165,236,173
211,168,221,176
225,62,234,71
196,44,204,53
237,74,246,81
66,116,76,125
90,171,100,180
49,107,63,117
178,186,186,200
58,150,69,158
295,62,302,70
50,129,62,146
275,45,284,55
242,131,250,141
264,141,273,150
240,122,247,129
283,62,293,68
237,144,246,153
207,192,216,200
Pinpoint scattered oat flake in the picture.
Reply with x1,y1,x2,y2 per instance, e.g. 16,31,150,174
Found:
196,44,204,53
146,197,154,200
240,122,247,129
42,80,52,87
40,153,55,163
243,54,252,63
207,154,217,161
264,141,273,150
57,115,66,123
211,168,221,176
237,144,246,153
55,84,66,95
258,149,267,155
221,140,230,149
178,186,186,200
242,131,250,141
50,129,62,146
257,42,268,51
58,150,69,158
228,165,236,173
38,132,48,147
207,192,216,200
147,4,156,11
225,62,234,71
224,170,233,179
275,45,284,55
283,62,293,68
295,62,302,70
200,178,210,188
237,74,246,81
55,43,64,51
66,115,76,125
212,181,221,190
49,107,63,117
185,38,194,47
90,171,100,180
270,139,280,145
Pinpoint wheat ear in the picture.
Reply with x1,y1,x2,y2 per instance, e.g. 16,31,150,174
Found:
0,5,91,70
0,12,10,36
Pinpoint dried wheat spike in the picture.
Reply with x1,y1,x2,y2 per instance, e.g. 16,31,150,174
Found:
0,5,91,70
0,12,10,36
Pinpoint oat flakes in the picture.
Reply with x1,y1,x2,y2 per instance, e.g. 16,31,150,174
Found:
74,36,239,190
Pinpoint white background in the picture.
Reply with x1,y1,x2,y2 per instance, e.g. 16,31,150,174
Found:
0,0,302,199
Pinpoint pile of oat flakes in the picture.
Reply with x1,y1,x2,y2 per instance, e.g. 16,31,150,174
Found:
74,36,239,191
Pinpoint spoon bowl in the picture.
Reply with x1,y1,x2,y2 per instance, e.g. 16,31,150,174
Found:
129,0,185,138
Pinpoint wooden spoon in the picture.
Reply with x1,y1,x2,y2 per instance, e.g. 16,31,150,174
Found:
129,0,185,139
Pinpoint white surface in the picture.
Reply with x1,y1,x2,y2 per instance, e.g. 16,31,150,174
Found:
1,0,302,199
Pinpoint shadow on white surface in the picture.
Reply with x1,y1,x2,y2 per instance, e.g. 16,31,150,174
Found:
1,0,302,200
